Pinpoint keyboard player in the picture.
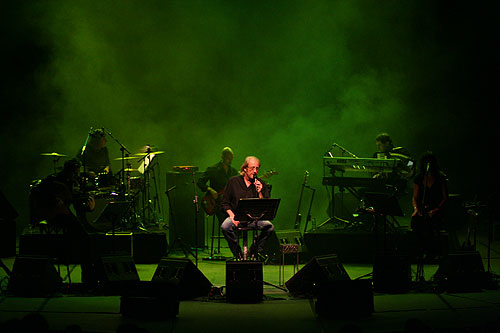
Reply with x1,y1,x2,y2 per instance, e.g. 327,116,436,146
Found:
373,132,415,194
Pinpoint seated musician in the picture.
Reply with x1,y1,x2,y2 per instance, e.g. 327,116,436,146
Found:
77,128,112,188
220,156,274,260
373,132,415,194
411,151,448,261
197,147,238,224
29,158,98,286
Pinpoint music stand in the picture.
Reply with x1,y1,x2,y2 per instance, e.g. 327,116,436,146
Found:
364,192,403,254
234,198,281,224
234,198,280,259
94,201,132,254
233,198,286,291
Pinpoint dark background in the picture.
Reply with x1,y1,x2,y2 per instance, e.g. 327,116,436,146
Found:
1,0,498,235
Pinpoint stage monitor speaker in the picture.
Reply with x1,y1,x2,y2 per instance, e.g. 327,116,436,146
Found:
285,254,350,297
226,260,263,303
96,255,140,294
152,257,212,300
373,253,411,293
262,229,305,263
165,171,205,250
315,279,374,318
433,251,486,292
7,256,62,296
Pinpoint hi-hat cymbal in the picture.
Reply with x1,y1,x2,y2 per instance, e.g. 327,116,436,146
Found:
113,156,139,160
134,151,165,156
41,152,67,157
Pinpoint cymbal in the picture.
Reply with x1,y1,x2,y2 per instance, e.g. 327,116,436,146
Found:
40,152,67,157
134,151,165,156
113,156,139,160
123,168,139,172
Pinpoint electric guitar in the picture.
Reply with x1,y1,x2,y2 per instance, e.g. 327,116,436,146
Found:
201,169,278,216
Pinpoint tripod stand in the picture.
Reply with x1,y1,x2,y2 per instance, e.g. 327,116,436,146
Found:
354,192,404,281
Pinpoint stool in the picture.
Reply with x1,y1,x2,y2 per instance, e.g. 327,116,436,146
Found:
237,225,258,260
208,215,225,259
278,244,300,287
38,221,73,284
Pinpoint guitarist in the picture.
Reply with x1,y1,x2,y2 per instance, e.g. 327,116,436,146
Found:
411,151,448,261
29,158,98,287
197,147,238,223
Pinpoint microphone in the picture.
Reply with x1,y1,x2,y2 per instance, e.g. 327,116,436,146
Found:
250,172,257,183
166,185,176,193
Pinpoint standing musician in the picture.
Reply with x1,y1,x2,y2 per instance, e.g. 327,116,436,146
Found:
411,151,448,260
220,156,274,260
197,147,238,223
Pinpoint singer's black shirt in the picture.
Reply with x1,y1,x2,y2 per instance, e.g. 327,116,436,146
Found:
220,175,270,215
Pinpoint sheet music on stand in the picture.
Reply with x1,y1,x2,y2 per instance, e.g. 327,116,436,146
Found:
234,198,280,224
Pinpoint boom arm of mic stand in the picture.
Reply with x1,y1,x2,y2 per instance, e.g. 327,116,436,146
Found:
331,143,358,158
103,128,131,155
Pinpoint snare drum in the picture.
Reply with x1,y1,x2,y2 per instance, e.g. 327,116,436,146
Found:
129,176,143,190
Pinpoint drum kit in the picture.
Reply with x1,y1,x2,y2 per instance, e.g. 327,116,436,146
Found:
38,147,166,232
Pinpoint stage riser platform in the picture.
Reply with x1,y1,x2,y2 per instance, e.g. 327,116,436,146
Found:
19,231,167,264
304,230,420,264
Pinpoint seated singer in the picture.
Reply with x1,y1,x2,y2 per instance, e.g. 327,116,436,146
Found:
220,156,274,260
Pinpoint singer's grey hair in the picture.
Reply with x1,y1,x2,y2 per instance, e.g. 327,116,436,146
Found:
240,156,260,174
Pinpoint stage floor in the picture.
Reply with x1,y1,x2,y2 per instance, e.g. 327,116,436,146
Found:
1,229,500,333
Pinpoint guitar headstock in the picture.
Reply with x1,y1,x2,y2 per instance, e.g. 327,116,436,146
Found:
260,169,278,180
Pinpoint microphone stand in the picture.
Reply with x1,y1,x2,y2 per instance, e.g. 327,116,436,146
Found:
79,127,93,189
302,185,316,235
294,171,309,230
102,128,131,195
102,128,131,253
331,143,358,158
191,171,200,267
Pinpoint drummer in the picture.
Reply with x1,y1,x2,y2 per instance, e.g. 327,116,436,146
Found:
77,128,112,188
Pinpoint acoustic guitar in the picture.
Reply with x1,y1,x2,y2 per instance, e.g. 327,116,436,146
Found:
201,169,278,216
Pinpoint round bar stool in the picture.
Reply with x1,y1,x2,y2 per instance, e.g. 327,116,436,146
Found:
236,224,258,260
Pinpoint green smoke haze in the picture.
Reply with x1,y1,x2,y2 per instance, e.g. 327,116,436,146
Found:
2,0,496,233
